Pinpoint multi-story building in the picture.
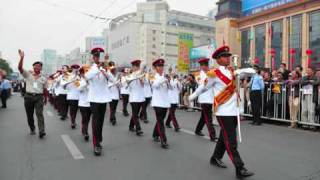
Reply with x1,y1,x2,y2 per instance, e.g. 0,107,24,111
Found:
215,0,320,71
108,0,215,71
85,36,106,53
41,49,57,75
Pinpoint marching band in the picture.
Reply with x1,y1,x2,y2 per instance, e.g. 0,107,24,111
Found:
25,45,256,179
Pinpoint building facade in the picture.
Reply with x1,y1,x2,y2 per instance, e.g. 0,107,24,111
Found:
215,0,320,71
41,49,57,75
108,0,215,70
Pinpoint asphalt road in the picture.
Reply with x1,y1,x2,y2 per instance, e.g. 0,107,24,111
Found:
1,95,320,180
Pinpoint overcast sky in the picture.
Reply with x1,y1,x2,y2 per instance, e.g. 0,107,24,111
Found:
0,0,217,70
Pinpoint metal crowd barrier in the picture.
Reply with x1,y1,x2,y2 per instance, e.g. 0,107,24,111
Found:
241,82,320,127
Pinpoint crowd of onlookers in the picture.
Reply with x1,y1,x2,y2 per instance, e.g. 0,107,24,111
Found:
242,63,320,129
176,64,320,129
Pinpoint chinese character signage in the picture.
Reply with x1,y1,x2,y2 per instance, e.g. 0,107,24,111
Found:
177,33,193,72
242,0,297,16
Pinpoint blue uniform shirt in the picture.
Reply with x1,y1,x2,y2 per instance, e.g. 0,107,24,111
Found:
250,74,265,91
0,79,11,90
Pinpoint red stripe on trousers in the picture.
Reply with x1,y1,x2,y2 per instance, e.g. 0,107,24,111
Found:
216,117,234,163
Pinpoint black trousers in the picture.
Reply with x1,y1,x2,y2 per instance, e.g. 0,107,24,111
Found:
139,97,151,120
68,100,78,124
109,100,118,121
58,94,69,118
129,102,142,131
195,104,216,140
153,107,168,142
1,89,9,108
213,116,244,169
121,94,129,113
165,104,180,129
24,94,45,133
90,102,107,147
79,106,91,135
250,90,262,124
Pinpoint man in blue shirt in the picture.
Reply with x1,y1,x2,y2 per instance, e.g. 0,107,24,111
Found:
0,76,12,108
249,65,265,125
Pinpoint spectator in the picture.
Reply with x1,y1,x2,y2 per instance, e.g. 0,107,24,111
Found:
295,65,303,75
263,71,273,117
279,63,290,80
300,68,319,127
0,75,12,108
286,70,301,128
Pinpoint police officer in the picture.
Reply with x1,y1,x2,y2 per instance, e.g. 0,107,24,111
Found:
65,64,81,129
194,57,216,141
151,59,171,149
18,49,48,139
85,47,114,156
127,60,144,136
190,46,254,179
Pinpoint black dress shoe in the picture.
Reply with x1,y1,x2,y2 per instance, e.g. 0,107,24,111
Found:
129,127,135,132
136,130,143,136
39,132,46,139
30,130,36,135
111,120,117,126
175,127,180,132
161,141,169,149
210,137,218,142
236,167,254,179
94,146,101,156
71,123,76,129
195,131,205,136
60,116,66,121
84,134,89,141
166,124,172,128
153,136,160,142
123,111,129,117
210,157,227,168
143,119,149,124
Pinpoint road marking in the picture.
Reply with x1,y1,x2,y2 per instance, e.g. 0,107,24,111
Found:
180,128,210,140
61,134,84,160
46,110,53,117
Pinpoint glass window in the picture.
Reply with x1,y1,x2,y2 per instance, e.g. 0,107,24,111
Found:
219,2,229,12
309,11,320,70
288,15,302,70
144,12,160,23
271,20,283,69
241,29,250,67
255,25,266,68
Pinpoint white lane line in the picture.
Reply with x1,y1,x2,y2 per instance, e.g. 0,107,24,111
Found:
46,110,54,117
61,134,84,160
179,128,210,140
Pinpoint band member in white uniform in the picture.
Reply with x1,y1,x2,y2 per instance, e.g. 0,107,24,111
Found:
165,74,181,132
127,60,145,136
56,65,70,120
107,61,120,126
194,58,216,141
120,68,130,117
189,46,254,179
77,65,91,141
139,74,152,124
85,47,114,156
151,59,171,149
65,64,81,129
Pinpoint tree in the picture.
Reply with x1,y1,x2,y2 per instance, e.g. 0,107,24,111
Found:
0,58,13,75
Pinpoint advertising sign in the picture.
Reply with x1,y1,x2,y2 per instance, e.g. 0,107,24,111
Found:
242,0,297,16
177,33,193,72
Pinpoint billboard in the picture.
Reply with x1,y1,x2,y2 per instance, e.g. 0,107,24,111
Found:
242,0,297,16
177,33,193,72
